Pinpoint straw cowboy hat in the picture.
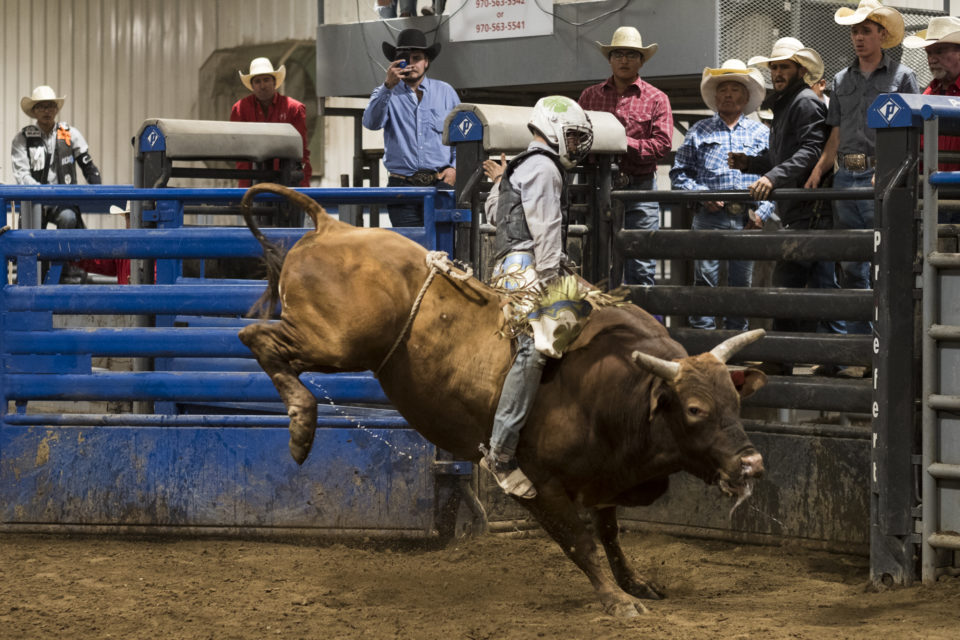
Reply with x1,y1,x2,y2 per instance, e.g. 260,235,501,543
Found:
834,0,905,49
595,26,658,61
21,85,65,118
239,57,286,92
382,28,441,62
700,59,766,115
749,37,825,86
903,16,960,49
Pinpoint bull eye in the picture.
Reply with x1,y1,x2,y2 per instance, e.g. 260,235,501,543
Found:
687,406,703,418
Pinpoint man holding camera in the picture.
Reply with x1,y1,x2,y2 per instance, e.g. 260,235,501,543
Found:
363,28,460,227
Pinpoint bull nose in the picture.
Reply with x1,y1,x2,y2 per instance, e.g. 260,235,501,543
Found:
740,452,764,478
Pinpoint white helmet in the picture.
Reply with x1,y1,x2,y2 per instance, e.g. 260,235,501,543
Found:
528,96,594,169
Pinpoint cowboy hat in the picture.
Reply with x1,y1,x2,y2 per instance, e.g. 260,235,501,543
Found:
595,26,657,61
700,60,766,115
239,57,286,92
21,85,65,118
903,16,960,49
749,37,825,86
834,0,905,49
382,28,441,62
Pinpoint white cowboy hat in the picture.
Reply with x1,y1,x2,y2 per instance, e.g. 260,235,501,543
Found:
700,59,766,116
903,16,960,49
239,57,286,92
20,85,65,118
749,37,825,86
595,26,657,62
834,0,905,49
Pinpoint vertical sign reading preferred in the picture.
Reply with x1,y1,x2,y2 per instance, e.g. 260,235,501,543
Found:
448,0,555,42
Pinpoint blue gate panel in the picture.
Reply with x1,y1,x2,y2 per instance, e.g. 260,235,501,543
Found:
0,425,436,531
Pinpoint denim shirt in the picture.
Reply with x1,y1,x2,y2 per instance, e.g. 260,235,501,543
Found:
362,75,460,176
826,53,918,156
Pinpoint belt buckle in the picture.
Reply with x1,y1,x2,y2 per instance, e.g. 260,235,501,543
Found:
410,170,437,187
612,171,630,189
725,202,745,216
844,154,866,171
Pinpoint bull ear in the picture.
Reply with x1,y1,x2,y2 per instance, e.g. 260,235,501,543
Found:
648,377,671,421
730,367,767,399
632,350,680,381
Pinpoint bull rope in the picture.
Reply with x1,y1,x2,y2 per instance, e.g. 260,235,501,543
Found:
373,251,473,378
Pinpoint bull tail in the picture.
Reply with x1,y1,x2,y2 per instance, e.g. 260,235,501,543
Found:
241,183,329,319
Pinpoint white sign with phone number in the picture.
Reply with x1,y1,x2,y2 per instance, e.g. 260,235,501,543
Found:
448,0,554,42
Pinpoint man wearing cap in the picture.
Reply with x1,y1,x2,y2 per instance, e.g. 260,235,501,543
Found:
805,0,918,353
670,60,773,331
11,85,102,229
578,27,673,287
731,38,845,342
904,15,960,200
363,28,460,227
230,57,312,188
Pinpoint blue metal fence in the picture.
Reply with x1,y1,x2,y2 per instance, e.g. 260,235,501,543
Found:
0,185,471,536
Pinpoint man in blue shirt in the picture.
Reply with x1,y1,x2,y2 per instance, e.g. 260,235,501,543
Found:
671,60,773,331
363,28,460,227
804,1,918,362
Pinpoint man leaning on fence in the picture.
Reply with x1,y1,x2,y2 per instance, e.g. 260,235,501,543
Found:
670,60,773,331
730,38,845,366
804,1,918,361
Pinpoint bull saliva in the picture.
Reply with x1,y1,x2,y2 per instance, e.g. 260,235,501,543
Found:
238,183,768,619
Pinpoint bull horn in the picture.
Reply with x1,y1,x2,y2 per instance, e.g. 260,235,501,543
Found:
631,350,681,381
709,328,766,364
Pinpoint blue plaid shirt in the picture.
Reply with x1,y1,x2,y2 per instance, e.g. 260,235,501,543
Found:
670,114,774,220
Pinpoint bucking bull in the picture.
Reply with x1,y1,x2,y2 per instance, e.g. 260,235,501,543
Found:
238,184,767,618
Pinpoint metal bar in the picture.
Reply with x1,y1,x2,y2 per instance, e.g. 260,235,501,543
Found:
928,394,960,411
3,285,265,314
745,376,871,413
743,419,870,440
929,324,960,340
612,187,875,203
6,328,251,357
3,372,388,403
0,185,442,204
928,533,960,550
670,328,872,366
628,285,873,320
2,413,407,428
617,229,873,261
923,116,941,584
928,251,960,268
927,463,960,481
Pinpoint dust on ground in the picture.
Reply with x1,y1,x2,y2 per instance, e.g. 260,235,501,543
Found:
1,531,958,640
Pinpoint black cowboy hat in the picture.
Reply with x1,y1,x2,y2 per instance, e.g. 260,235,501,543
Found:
382,28,441,62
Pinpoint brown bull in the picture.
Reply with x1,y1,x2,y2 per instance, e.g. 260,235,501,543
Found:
238,184,767,618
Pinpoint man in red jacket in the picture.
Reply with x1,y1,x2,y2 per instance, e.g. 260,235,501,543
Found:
230,57,311,187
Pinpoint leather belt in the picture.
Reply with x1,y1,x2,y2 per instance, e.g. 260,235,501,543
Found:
699,202,747,216
389,170,439,186
838,153,875,171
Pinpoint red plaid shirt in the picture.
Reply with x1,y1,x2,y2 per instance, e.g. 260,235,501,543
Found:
924,77,960,171
578,75,673,177
230,93,312,187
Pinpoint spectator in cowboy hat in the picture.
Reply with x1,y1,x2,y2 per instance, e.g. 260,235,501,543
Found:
730,38,845,356
230,56,312,187
670,60,773,331
804,0,918,356
10,85,102,232
904,15,960,202
578,26,672,287
362,28,460,227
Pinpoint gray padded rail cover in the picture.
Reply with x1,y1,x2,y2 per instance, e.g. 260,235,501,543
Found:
136,118,303,161
442,104,627,154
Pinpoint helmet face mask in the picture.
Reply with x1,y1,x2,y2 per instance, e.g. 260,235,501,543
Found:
528,96,595,169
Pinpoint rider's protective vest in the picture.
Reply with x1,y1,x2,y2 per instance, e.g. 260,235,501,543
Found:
492,147,569,262
21,123,88,185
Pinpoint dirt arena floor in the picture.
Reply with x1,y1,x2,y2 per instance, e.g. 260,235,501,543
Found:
1,530,958,640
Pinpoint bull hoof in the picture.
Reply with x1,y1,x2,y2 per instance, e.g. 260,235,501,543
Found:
623,578,665,600
289,440,311,465
605,598,648,618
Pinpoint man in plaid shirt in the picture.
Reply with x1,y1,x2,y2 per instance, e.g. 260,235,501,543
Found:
670,60,773,331
579,26,673,286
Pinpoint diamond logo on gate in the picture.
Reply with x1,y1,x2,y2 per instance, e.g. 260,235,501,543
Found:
457,116,474,138
147,130,160,148
877,98,901,124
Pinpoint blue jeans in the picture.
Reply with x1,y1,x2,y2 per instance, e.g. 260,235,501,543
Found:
832,167,874,335
688,208,752,331
377,0,416,18
624,173,660,286
772,215,845,335
489,334,546,458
